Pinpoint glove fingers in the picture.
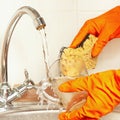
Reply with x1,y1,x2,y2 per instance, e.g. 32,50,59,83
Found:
91,30,110,57
92,32,117,57
91,21,120,57
66,90,88,111
59,110,98,120
58,80,76,92
70,20,98,48
59,110,80,120
59,112,68,120
58,77,87,92
110,25,120,38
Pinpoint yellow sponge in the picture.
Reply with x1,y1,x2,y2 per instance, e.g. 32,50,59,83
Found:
60,34,98,77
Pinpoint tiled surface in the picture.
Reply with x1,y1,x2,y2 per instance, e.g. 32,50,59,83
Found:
77,0,120,11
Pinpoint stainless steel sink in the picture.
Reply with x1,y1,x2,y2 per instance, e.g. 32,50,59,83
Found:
0,102,120,120
0,102,62,120
0,110,60,120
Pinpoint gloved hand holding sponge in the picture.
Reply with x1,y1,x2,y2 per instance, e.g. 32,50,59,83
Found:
70,6,120,57
58,6,120,120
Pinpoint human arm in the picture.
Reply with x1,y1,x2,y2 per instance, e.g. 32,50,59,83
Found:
58,69,120,120
70,6,120,57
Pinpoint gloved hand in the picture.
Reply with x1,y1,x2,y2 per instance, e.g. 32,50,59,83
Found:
58,69,120,120
70,6,120,57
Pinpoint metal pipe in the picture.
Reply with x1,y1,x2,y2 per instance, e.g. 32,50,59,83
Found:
1,6,46,83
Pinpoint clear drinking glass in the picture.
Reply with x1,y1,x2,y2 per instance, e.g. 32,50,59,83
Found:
49,58,88,111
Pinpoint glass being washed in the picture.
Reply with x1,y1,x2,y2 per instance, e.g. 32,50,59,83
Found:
49,56,88,111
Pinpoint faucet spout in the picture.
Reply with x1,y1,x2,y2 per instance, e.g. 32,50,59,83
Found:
0,6,46,108
1,6,46,83
17,6,46,30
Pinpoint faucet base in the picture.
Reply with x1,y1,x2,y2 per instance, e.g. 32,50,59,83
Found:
0,82,12,100
0,101,13,110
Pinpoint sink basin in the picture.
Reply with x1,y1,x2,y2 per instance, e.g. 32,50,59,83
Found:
0,109,60,120
0,102,120,120
0,102,62,120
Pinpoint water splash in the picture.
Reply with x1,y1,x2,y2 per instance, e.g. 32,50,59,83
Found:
36,83,61,110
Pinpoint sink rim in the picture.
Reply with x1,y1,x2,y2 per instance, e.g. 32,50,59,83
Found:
0,101,64,117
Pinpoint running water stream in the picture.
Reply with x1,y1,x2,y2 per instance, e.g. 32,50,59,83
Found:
39,29,50,81
37,29,63,110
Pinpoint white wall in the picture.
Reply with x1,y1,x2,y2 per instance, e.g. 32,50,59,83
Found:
0,0,119,88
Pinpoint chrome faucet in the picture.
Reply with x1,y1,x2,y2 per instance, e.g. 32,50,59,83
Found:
0,6,46,108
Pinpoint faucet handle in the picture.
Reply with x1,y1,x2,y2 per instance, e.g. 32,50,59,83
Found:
24,69,29,80
24,69,35,86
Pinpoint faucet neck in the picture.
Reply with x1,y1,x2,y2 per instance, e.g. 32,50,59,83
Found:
1,6,46,83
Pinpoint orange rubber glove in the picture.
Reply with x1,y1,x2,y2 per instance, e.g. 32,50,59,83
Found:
70,6,120,57
58,69,120,120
